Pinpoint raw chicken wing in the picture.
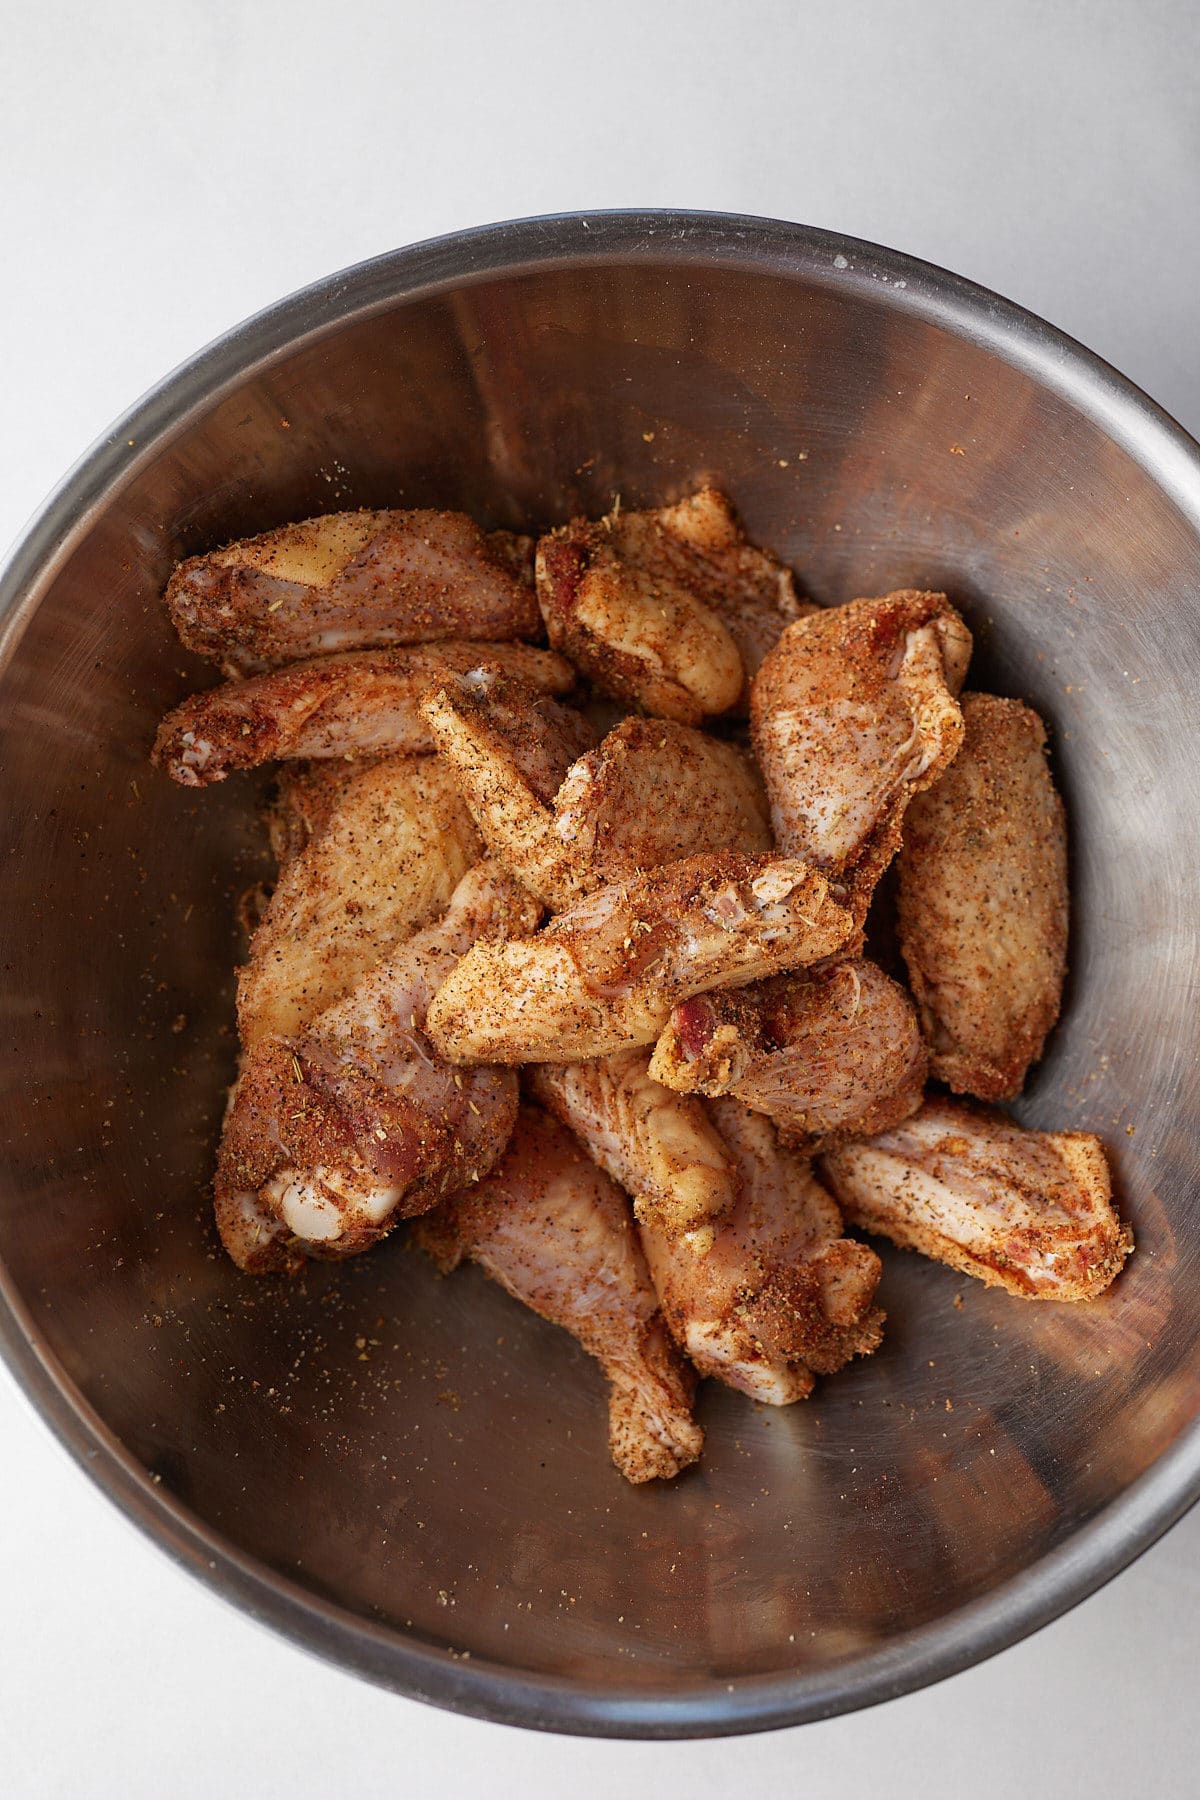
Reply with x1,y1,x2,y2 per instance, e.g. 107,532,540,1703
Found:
167,509,538,675
425,852,855,1064
425,672,771,908
638,1098,884,1403
898,692,1068,1100
650,958,927,1150
535,488,805,724
153,642,574,786
531,1049,737,1240
821,1096,1131,1300
420,666,599,907
239,756,480,1046
415,1105,704,1482
751,590,971,912
215,861,540,1272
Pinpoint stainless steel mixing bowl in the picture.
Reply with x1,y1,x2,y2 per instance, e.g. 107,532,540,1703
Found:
3,213,1199,1738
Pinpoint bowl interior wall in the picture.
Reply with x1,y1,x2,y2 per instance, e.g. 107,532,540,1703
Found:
2,246,1198,1699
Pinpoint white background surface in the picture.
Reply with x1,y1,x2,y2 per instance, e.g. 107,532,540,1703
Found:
2,3,1199,1794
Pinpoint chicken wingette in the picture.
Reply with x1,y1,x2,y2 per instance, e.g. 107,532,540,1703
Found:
898,692,1068,1101
821,1097,1131,1301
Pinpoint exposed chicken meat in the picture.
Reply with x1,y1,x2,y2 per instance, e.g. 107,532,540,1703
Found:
821,1096,1131,1300
535,488,805,724
898,692,1068,1100
530,1049,736,1241
166,509,538,675
425,852,855,1065
649,957,927,1150
414,1105,704,1482
424,672,771,909
751,590,971,915
238,756,480,1047
212,1181,300,1276
638,1098,884,1403
215,861,541,1271
152,642,574,786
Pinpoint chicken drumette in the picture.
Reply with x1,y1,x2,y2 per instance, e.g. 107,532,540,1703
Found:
535,488,809,724
637,1098,884,1402
216,860,541,1273
415,1105,704,1483
152,642,574,786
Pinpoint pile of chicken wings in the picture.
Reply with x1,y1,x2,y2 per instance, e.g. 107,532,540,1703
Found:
153,489,1132,1484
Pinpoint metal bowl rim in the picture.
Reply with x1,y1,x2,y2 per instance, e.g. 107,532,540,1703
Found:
2,208,1198,1738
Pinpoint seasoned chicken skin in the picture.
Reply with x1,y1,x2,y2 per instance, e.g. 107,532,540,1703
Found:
415,1105,704,1482
898,692,1068,1101
425,672,771,909
420,666,600,906
215,861,540,1272
238,756,480,1047
167,509,538,675
152,643,574,786
638,1099,884,1403
550,718,771,890
424,666,598,803
648,489,813,680
821,1096,1131,1300
751,590,971,911
264,759,376,870
535,488,805,724
531,1050,737,1240
426,852,855,1065
650,957,927,1150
